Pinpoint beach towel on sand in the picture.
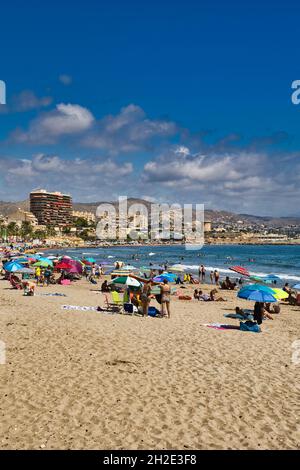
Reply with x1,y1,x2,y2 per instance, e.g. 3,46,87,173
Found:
203,323,240,330
61,305,98,311
203,322,260,332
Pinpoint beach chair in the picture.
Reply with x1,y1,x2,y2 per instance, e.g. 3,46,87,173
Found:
103,294,122,313
9,275,22,290
111,290,123,305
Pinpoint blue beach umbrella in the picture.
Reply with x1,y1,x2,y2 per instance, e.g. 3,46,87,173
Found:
238,289,277,302
238,287,277,302
3,261,23,272
239,284,274,293
263,274,281,283
84,257,96,263
11,257,30,264
153,273,177,282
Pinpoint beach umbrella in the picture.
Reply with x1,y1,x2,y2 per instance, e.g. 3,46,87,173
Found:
67,266,81,274
238,288,277,302
11,257,30,264
271,288,288,300
111,269,134,276
82,259,93,265
84,257,96,263
239,284,274,294
55,262,71,270
110,276,141,287
3,261,23,272
68,260,83,274
263,274,281,284
153,273,177,282
229,266,250,277
249,275,265,283
14,267,34,274
264,274,281,281
33,260,52,268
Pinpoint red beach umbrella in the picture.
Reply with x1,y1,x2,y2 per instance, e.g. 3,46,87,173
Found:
82,260,93,265
55,262,71,270
229,266,250,277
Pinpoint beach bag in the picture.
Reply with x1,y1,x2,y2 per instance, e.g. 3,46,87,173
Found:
239,321,261,333
178,295,192,300
90,278,97,284
148,306,160,317
61,279,71,285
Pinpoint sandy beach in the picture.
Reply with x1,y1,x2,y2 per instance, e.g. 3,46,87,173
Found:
0,277,300,450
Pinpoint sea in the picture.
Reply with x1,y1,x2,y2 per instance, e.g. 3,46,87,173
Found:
44,244,300,283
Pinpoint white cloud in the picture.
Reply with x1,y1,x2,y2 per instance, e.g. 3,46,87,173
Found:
81,104,178,154
9,103,177,153
140,146,300,215
11,103,95,144
0,90,52,114
0,153,133,201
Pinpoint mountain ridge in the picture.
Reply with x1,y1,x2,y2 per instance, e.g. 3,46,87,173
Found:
0,198,300,228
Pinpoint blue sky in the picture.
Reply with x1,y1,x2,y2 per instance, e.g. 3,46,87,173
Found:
0,0,300,216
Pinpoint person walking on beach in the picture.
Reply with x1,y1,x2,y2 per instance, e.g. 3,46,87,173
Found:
210,271,214,284
160,279,171,318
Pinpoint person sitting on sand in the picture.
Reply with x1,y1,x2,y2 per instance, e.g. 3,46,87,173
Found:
190,274,199,284
271,303,281,314
283,283,291,294
254,302,273,324
194,289,199,300
235,306,245,316
101,280,110,292
197,290,211,301
210,289,226,302
221,276,236,290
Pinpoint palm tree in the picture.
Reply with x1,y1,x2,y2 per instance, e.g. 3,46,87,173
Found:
7,222,19,237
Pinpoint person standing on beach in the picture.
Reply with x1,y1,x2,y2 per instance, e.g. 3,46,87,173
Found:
210,271,214,284
141,282,152,317
160,279,171,318
200,265,206,283
214,270,220,286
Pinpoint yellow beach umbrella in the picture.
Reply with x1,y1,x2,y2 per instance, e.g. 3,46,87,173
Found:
271,288,288,300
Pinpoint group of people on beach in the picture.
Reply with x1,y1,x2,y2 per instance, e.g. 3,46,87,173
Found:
198,265,221,285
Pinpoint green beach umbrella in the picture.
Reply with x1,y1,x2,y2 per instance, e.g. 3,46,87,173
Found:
110,276,141,287
33,260,52,268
